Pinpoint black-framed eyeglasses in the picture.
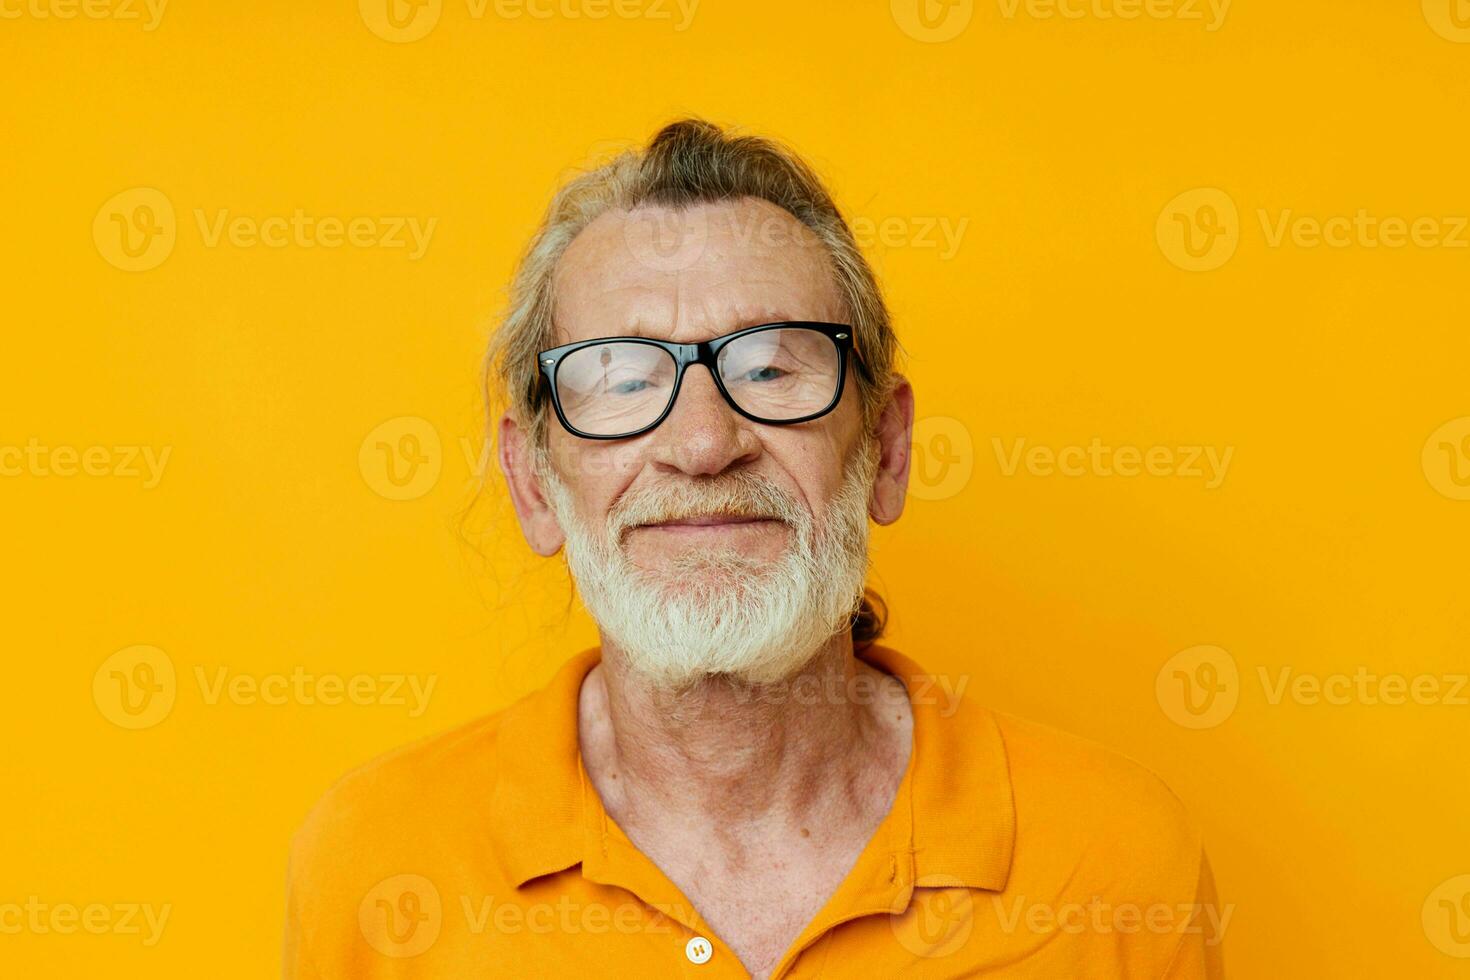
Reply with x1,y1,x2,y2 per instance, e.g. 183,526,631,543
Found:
535,321,856,440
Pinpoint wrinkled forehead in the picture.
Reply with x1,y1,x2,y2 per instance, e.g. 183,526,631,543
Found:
549,197,845,346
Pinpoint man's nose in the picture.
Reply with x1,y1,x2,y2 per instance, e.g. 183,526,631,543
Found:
649,366,762,476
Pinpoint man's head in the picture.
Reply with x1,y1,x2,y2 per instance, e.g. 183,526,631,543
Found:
491,120,914,687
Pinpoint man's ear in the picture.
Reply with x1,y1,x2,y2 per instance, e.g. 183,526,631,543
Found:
497,414,566,557
869,375,914,526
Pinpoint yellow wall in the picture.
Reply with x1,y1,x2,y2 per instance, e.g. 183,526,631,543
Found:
5,0,1469,975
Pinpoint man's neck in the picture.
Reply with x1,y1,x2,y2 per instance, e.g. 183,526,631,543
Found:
576,634,914,979
577,633,912,838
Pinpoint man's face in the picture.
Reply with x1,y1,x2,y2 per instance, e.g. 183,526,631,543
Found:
500,196,913,686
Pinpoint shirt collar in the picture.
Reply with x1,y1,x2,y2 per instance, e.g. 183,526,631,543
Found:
487,646,600,887
486,643,1016,895
860,643,1016,892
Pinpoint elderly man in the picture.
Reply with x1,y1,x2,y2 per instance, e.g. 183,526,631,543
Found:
285,120,1225,979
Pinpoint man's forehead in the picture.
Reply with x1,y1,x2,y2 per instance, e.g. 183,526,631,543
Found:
550,197,843,343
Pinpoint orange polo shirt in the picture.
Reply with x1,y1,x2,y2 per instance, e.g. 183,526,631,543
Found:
284,644,1225,978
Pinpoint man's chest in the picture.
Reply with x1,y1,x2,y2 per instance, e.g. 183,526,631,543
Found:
634,837,866,978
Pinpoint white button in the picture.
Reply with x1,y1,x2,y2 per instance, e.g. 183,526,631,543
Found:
685,935,713,964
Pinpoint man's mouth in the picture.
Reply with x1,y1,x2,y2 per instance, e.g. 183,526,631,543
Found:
633,515,783,532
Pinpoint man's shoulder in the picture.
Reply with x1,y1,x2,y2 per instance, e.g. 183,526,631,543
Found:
294,709,507,844
994,710,1196,831
988,709,1205,898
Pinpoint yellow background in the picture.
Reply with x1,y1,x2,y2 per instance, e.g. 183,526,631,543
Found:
4,0,1469,975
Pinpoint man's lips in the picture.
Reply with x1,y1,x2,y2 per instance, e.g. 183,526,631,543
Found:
633,515,783,531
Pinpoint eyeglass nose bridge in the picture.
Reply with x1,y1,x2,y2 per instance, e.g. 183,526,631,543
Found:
669,342,727,406
675,341,712,367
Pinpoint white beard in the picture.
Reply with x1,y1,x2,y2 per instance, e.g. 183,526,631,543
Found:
538,436,878,688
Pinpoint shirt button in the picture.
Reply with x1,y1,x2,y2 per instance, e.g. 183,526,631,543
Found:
685,936,713,964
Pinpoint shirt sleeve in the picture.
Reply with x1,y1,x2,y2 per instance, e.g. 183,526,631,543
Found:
282,851,326,980
1161,848,1227,980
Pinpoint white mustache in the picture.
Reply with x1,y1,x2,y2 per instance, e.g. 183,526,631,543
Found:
608,475,805,540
